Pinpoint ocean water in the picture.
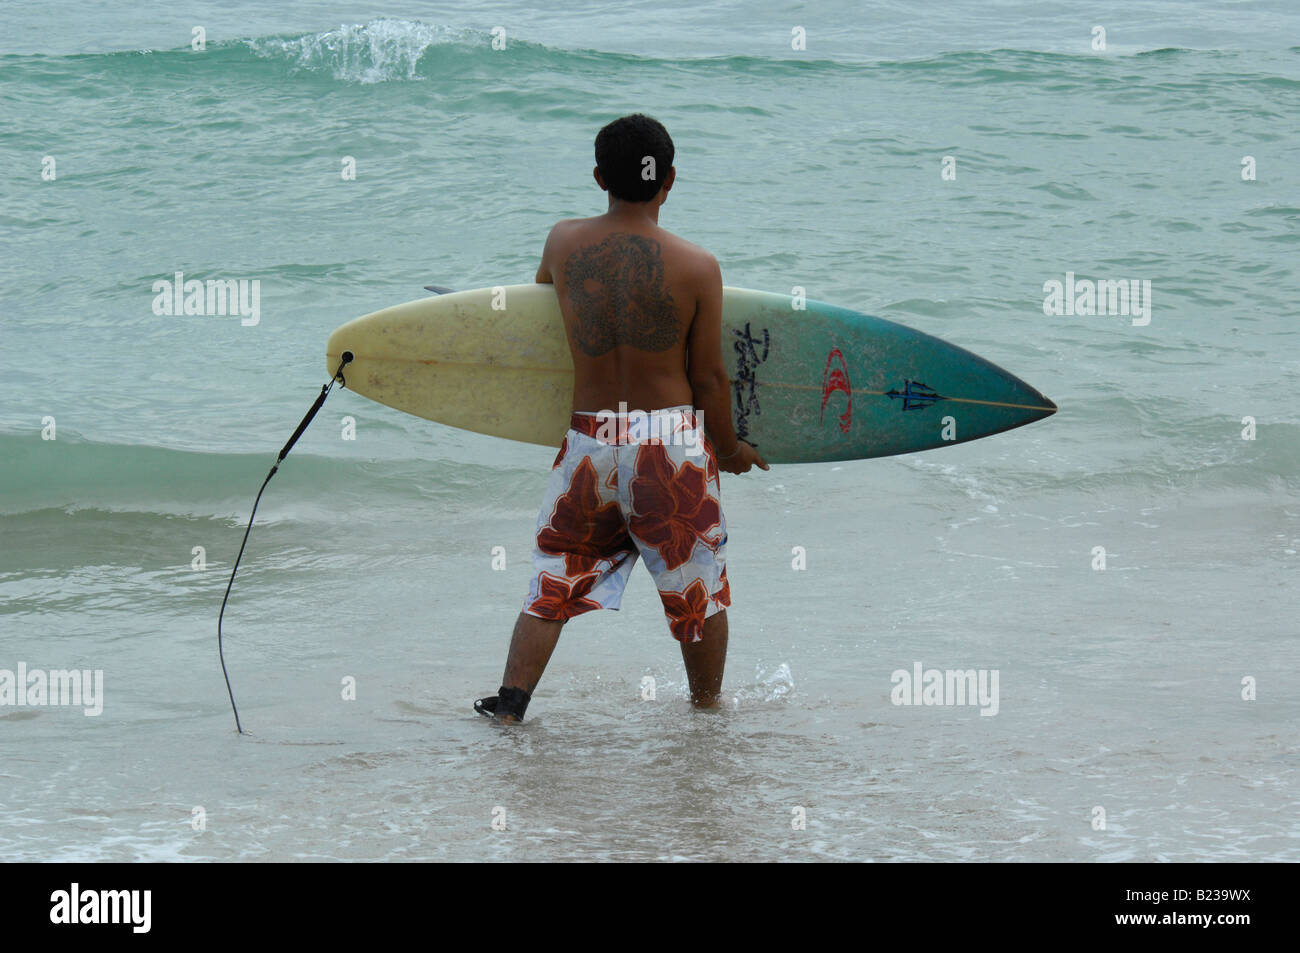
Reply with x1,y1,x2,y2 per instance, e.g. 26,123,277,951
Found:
1,1,1297,862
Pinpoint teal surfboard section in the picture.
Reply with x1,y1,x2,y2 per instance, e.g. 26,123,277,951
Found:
717,290,1056,463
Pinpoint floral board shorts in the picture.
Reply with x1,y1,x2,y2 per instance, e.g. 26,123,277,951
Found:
522,405,730,642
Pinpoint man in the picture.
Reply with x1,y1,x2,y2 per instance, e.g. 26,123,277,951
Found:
475,114,767,724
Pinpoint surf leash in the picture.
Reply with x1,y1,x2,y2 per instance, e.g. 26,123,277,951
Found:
218,352,354,734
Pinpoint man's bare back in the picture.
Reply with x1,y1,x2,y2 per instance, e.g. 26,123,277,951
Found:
476,113,764,726
538,218,707,414
537,202,762,478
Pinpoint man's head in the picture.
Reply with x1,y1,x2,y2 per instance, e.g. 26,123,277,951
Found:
594,114,675,204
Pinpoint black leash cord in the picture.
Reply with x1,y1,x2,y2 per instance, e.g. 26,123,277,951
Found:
218,353,353,734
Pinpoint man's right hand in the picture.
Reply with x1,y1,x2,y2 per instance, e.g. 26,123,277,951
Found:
717,440,769,474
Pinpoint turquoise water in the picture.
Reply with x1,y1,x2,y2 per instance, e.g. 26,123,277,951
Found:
1,3,1297,861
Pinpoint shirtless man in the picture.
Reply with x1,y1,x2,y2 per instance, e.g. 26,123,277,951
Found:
475,114,767,724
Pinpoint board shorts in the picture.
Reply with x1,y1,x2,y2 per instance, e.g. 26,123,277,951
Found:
522,405,730,642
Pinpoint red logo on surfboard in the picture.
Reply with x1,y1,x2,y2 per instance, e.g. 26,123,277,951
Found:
820,348,852,433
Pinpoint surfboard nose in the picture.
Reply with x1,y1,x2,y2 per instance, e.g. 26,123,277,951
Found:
1013,375,1057,419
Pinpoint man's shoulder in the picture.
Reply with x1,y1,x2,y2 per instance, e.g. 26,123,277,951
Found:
546,217,582,241
547,221,717,276
544,218,589,244
652,229,718,272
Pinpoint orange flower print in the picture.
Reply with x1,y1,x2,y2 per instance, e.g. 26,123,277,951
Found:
704,438,719,487
713,567,731,609
537,456,631,574
627,443,721,570
551,436,568,470
658,579,711,642
527,571,602,620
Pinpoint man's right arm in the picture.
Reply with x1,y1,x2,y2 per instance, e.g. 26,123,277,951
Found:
686,255,768,474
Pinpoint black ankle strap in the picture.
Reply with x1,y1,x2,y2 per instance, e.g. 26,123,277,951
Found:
496,686,532,719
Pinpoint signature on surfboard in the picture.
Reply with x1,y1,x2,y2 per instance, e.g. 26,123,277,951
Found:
731,323,770,442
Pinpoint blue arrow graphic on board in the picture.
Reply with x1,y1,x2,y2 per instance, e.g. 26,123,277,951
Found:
885,380,946,411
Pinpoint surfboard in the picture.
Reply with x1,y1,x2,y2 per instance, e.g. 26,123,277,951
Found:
325,284,1055,464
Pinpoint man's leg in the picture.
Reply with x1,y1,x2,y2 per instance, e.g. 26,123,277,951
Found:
680,609,728,708
494,612,564,723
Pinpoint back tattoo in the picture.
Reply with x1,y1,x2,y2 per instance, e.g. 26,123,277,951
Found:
562,233,681,355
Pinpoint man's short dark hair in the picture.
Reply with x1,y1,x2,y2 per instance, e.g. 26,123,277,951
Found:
594,114,675,203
